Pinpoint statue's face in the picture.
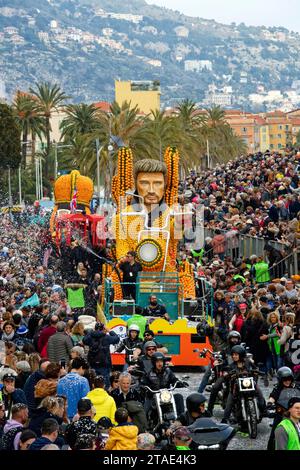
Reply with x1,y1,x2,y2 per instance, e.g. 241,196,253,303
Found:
136,172,165,207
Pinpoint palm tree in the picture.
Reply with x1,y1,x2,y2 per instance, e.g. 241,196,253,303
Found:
29,82,69,175
60,103,100,140
13,92,45,167
58,134,95,176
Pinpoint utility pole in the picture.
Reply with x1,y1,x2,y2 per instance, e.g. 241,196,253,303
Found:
95,139,101,209
8,166,12,207
207,139,210,169
18,166,22,205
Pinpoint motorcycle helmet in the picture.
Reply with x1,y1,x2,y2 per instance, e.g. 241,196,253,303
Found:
128,324,140,333
227,331,241,345
230,345,246,360
144,341,157,352
197,321,214,338
186,393,207,413
151,351,166,366
277,367,294,382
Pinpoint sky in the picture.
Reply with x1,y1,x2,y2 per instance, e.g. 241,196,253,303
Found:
146,0,300,33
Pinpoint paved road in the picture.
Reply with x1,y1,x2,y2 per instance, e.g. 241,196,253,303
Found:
176,370,274,450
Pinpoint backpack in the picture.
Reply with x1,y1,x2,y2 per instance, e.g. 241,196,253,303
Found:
1,426,23,450
121,400,148,433
87,335,107,366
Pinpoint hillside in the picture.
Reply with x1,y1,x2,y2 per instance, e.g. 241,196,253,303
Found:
1,0,300,110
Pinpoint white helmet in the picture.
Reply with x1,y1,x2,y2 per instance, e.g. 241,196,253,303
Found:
128,324,140,333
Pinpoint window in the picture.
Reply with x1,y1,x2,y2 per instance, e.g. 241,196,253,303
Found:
285,125,289,131
278,143,282,148
278,125,282,130
278,134,282,138
270,144,274,149
242,127,247,133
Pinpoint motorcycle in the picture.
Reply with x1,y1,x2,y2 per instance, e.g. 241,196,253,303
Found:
142,380,188,439
228,369,262,438
188,417,236,450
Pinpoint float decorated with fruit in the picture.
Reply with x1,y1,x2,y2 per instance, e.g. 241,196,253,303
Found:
103,146,210,366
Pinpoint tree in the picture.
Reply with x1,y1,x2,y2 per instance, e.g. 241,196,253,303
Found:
0,103,21,170
29,82,69,176
13,91,45,167
60,103,100,140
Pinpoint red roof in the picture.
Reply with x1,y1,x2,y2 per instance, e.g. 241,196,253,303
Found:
93,101,111,112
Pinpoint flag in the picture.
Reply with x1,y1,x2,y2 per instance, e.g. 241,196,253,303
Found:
70,187,78,213
20,293,40,309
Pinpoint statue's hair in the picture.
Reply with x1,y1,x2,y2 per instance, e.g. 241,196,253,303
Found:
134,159,167,182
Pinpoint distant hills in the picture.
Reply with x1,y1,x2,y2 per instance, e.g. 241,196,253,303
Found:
1,0,300,110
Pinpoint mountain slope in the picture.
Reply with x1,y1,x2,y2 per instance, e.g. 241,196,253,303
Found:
0,0,300,110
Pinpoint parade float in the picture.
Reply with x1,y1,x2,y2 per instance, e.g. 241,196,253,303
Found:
103,146,211,367
50,170,107,250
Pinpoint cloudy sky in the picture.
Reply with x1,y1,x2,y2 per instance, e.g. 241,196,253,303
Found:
146,0,300,32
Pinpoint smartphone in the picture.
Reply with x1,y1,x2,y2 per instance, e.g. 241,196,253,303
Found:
60,359,66,368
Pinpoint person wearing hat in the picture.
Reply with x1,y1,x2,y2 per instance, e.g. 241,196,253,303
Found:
275,397,300,450
173,426,192,450
64,398,97,450
137,432,156,450
1,373,27,420
15,361,31,390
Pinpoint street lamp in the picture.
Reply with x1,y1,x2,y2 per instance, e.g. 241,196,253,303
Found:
19,140,32,206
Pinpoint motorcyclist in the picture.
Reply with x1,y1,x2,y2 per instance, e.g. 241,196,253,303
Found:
267,367,300,450
207,331,241,415
115,324,143,371
141,352,188,417
221,345,266,426
178,393,211,426
197,321,228,393
128,341,157,375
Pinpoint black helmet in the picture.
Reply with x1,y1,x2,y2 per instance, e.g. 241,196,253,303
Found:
231,345,246,360
151,351,166,366
197,321,214,338
277,367,294,382
186,393,207,413
227,331,241,344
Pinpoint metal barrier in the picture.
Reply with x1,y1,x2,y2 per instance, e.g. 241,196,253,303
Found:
204,227,289,259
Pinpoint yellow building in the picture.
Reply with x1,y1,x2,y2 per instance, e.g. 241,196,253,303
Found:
263,112,292,151
115,79,160,114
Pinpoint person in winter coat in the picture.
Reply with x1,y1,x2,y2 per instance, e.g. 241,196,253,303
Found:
64,398,97,450
15,361,31,390
37,315,59,356
277,312,295,363
28,418,60,450
242,308,269,381
23,359,50,416
47,322,73,364
0,321,16,343
115,324,143,371
1,404,28,450
86,375,117,424
1,373,27,420
260,312,284,373
28,396,64,438
211,230,226,260
34,363,61,407
57,357,90,420
105,407,138,451
82,322,119,388
111,372,142,408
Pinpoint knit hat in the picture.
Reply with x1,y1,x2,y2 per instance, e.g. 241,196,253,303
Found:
137,433,156,450
16,361,31,373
